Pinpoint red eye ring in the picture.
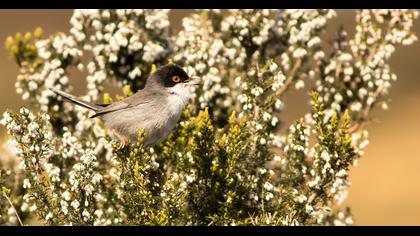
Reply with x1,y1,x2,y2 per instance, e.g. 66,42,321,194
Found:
172,75,181,83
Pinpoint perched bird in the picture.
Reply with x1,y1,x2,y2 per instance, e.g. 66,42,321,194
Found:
50,64,199,149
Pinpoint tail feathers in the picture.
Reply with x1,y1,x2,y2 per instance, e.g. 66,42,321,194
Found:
49,87,102,112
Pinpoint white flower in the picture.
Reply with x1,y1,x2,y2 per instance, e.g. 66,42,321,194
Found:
234,76,241,86
269,63,278,72
71,200,80,209
128,67,141,79
350,102,362,112
305,204,314,213
92,173,103,184
295,80,305,90
142,42,165,62
338,53,353,62
366,96,375,106
0,112,12,126
359,140,369,149
45,212,53,221
62,191,71,201
20,107,29,115
271,117,279,126
293,48,307,58
263,182,274,191
28,81,38,91
307,36,321,47
358,88,368,98
314,51,325,60
186,175,195,183
82,209,91,219
320,150,330,162
29,204,37,212
334,93,343,102
275,99,284,110
251,87,263,97
273,155,282,162
18,161,26,170
262,112,271,121
296,195,307,203
265,192,274,201
23,179,31,189
345,217,354,225
109,53,118,63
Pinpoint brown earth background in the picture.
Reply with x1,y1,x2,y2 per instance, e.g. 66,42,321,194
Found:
0,10,419,225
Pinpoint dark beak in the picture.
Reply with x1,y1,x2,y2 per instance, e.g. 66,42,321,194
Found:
186,76,201,86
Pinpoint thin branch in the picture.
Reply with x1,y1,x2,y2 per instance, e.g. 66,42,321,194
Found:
2,192,23,226
335,62,342,79
349,84,384,134
276,59,302,97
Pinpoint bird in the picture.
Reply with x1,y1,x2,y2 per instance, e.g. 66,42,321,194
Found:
50,64,200,149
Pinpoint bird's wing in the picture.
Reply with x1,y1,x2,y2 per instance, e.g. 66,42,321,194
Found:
90,90,156,118
95,103,111,107
90,102,132,118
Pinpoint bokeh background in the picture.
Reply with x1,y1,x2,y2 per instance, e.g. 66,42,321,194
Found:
0,10,419,225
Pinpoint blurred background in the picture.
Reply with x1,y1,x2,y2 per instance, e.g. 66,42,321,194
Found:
0,10,418,225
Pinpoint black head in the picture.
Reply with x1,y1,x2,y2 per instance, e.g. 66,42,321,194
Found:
145,64,190,89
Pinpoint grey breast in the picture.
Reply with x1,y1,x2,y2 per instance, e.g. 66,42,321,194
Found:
100,90,173,146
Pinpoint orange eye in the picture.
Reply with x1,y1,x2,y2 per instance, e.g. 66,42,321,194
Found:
172,75,181,83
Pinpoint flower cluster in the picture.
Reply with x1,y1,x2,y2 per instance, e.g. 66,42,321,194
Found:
315,10,418,125
70,9,172,93
0,9,417,226
173,10,232,120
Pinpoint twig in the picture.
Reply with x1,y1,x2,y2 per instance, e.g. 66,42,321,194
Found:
349,84,384,134
2,192,23,226
348,25,390,134
335,62,342,80
276,59,302,97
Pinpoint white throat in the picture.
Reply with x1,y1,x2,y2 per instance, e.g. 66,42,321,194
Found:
166,84,192,115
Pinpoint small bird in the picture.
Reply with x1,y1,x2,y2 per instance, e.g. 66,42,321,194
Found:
50,64,199,149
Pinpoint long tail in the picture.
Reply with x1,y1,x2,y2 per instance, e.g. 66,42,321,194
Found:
49,87,102,112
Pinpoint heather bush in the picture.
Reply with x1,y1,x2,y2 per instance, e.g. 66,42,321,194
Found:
0,9,417,225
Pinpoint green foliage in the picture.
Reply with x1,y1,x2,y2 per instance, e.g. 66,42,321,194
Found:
4,27,43,66
0,9,417,226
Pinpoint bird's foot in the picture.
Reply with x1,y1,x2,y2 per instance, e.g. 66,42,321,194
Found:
111,129,129,150
116,140,128,150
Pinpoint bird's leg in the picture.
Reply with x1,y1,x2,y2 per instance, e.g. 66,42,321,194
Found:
111,129,129,150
